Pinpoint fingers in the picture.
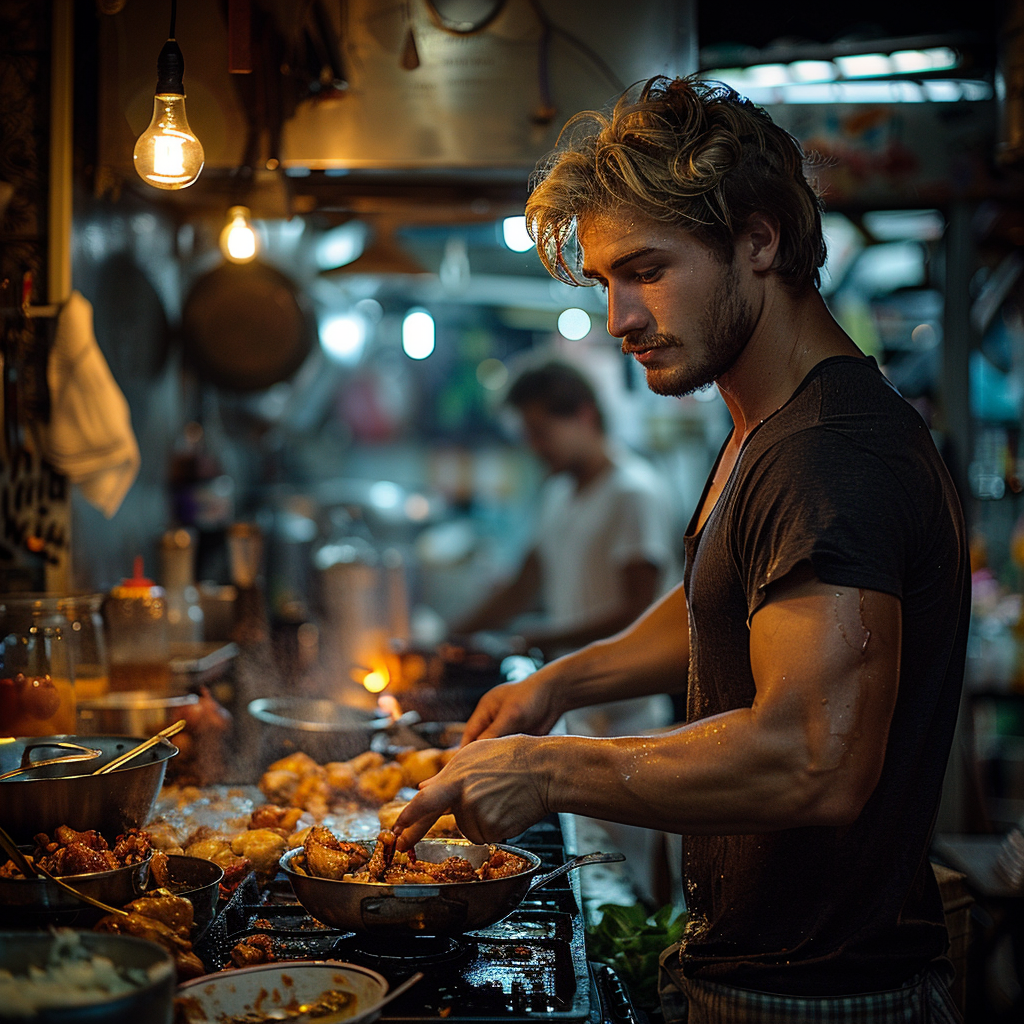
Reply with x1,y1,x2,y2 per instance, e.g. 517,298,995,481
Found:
393,777,453,851
460,706,493,747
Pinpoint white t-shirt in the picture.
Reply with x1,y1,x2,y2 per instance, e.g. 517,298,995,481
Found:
535,449,676,635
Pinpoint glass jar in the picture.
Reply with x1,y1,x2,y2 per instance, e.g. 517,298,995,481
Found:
104,557,170,693
59,594,109,701
0,595,77,737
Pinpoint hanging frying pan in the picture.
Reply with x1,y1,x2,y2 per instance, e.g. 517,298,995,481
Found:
181,261,315,392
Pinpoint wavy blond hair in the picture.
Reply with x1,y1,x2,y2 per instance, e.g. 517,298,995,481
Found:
526,75,826,290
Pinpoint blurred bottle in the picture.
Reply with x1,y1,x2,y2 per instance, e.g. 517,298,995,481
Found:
160,528,205,644
228,522,269,647
105,556,170,692
0,596,76,737
168,404,235,583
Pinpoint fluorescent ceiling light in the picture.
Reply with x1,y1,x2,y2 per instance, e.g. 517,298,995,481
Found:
789,60,836,83
835,53,891,78
402,308,435,359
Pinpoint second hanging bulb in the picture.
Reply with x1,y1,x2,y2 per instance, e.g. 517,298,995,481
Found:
220,206,259,263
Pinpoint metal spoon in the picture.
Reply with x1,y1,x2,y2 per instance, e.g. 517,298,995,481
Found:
91,720,187,775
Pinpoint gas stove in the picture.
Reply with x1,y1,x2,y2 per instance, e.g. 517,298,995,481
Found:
194,816,645,1023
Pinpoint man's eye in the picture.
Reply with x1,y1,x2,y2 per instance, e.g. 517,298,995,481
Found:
635,267,662,283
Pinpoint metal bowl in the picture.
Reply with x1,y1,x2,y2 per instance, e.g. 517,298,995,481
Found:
280,839,543,936
0,852,152,929
0,930,175,1023
0,735,177,844
248,697,378,764
175,960,389,1024
155,855,223,940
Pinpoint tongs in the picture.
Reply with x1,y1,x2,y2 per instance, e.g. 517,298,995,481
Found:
91,720,186,775
0,741,103,782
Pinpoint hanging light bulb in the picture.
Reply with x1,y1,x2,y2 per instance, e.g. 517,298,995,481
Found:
133,0,204,190
220,206,259,263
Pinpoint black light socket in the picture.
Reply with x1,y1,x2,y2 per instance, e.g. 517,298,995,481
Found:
155,39,185,95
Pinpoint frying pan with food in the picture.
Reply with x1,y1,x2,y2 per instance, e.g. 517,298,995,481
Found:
280,838,623,936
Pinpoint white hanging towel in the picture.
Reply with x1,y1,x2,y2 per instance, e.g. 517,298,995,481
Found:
41,290,140,518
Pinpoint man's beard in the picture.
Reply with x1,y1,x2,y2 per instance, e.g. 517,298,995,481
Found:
625,261,756,398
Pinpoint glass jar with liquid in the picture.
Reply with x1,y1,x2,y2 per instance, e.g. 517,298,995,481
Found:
59,593,109,700
0,595,77,737
105,557,170,693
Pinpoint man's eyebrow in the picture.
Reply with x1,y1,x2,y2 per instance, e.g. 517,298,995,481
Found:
581,246,664,279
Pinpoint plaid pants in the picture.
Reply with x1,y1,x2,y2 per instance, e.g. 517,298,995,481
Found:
658,944,963,1024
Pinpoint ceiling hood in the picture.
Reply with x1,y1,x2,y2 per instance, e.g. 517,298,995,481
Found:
99,0,695,193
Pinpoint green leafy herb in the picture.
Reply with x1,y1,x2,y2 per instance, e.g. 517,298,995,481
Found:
587,902,688,1010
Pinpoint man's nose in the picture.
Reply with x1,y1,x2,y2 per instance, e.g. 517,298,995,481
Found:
605,288,647,339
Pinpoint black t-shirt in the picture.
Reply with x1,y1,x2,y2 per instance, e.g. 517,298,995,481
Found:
677,356,970,995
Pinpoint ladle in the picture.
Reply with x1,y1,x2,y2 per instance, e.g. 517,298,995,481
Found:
0,822,129,918
91,719,186,775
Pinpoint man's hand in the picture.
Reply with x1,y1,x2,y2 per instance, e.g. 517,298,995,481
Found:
460,673,562,745
393,736,550,849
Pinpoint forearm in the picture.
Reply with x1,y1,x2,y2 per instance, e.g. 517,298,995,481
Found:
533,709,839,834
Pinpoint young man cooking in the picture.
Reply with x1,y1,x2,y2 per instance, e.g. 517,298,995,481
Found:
396,76,969,1022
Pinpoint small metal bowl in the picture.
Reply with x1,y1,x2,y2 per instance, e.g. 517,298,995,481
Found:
0,930,175,1023
0,852,152,929
153,854,223,940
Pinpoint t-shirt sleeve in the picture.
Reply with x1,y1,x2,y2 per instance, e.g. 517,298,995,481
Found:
733,428,909,621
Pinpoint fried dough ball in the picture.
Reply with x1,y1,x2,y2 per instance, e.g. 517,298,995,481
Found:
395,748,444,787
230,829,287,882
356,762,405,804
324,761,357,793
186,836,244,871
258,768,301,804
347,751,384,775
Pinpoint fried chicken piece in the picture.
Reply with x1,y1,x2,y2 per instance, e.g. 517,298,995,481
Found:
258,768,301,804
149,850,171,888
324,761,357,793
126,891,194,935
185,836,236,868
364,830,397,881
249,804,305,834
302,826,370,880
477,846,531,880
33,829,118,875
266,751,321,776
112,828,153,865
347,751,384,775
356,762,405,804
378,800,462,838
220,858,254,897
291,771,331,818
143,818,185,855
395,748,444,787
53,826,109,852
230,933,275,968
230,829,287,882
407,853,478,884
287,825,312,850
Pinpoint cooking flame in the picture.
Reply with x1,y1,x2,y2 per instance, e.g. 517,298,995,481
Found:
362,669,389,693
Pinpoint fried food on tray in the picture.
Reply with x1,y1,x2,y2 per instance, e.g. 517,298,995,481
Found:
94,889,205,980
395,747,445,787
0,826,153,879
294,830,532,885
229,932,275,968
323,761,356,792
355,762,404,804
230,829,287,883
346,751,384,775
248,804,305,835
302,826,371,881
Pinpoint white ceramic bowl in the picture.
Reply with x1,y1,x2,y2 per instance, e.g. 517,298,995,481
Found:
174,960,390,1023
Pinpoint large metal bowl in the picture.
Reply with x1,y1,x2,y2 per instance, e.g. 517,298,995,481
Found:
0,734,177,844
0,852,152,928
0,930,175,1023
157,854,223,940
248,697,378,764
281,838,621,936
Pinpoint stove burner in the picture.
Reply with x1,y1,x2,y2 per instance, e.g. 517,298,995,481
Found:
336,932,472,971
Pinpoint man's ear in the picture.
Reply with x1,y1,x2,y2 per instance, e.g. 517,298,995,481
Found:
741,212,781,273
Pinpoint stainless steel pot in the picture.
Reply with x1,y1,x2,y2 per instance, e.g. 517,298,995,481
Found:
0,853,152,928
280,839,622,936
76,690,199,737
0,931,175,1023
0,734,177,844
248,697,378,765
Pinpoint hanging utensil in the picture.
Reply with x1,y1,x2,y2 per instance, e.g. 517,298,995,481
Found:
0,741,103,781
91,720,187,775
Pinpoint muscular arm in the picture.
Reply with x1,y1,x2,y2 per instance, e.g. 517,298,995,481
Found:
397,574,901,846
453,550,543,634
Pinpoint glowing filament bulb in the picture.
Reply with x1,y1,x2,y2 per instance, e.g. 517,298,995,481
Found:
363,670,389,693
133,94,204,190
220,206,258,263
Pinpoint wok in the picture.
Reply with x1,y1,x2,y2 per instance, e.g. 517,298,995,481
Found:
0,734,177,844
280,839,623,936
